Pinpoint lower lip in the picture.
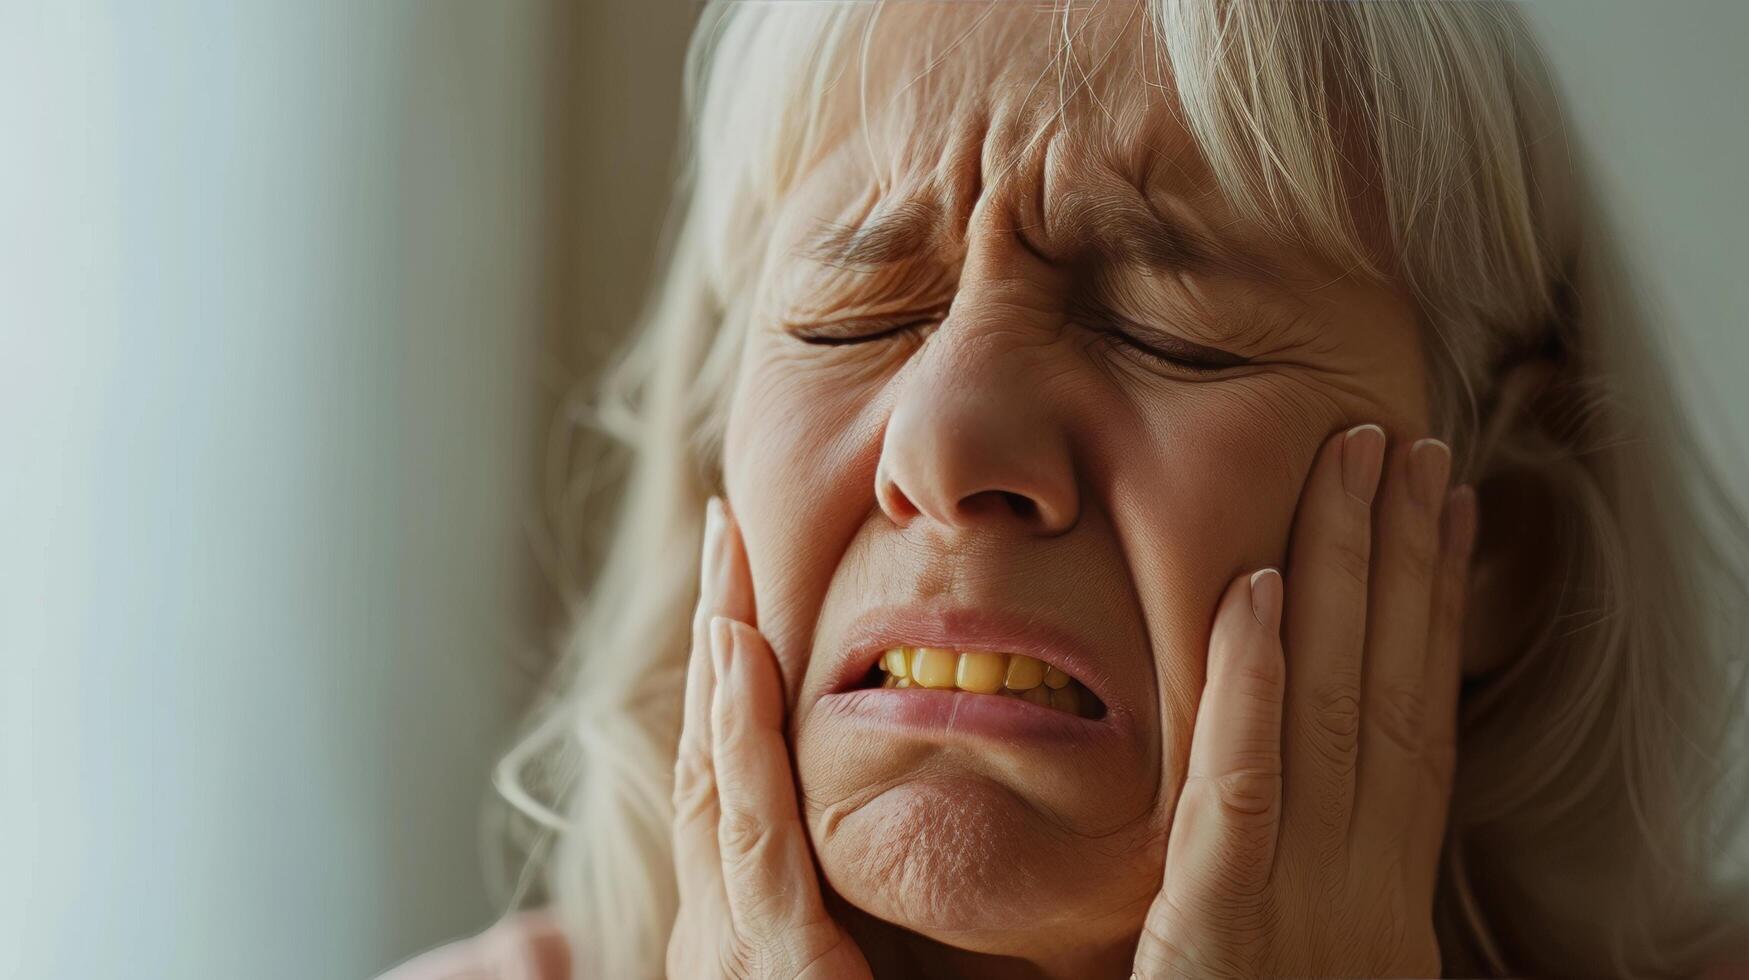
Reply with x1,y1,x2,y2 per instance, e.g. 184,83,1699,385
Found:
815,686,1128,746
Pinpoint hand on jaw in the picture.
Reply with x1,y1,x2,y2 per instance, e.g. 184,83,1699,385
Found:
668,421,1478,979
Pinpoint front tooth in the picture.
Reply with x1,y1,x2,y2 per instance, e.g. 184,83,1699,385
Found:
911,647,958,688
883,647,910,679
1043,665,1072,689
1004,655,1046,691
955,651,1007,694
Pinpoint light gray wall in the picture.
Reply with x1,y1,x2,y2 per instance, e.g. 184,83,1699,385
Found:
2,4,559,978
1525,0,1749,481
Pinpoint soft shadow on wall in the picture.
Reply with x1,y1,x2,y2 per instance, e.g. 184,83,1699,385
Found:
0,2,692,979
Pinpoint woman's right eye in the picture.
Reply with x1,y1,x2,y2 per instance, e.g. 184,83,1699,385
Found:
789,317,936,345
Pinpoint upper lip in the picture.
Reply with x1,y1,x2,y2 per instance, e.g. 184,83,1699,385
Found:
826,600,1122,716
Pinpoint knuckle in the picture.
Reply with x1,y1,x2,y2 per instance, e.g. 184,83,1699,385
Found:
1405,531,1439,582
1308,679,1362,755
1330,530,1372,591
716,941,754,980
1211,769,1281,820
716,805,777,863
1140,903,1225,978
1232,653,1286,695
1137,933,1198,977
1145,890,1274,976
1371,682,1426,755
672,775,716,826
673,746,711,791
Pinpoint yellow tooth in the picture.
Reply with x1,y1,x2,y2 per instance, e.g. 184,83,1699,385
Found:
1019,685,1052,706
912,647,958,688
883,647,910,678
1004,654,1046,691
1050,684,1082,716
1043,665,1071,689
881,673,899,688
955,651,1007,694
894,676,912,688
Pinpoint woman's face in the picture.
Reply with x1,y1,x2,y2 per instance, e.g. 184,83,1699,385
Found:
720,4,1428,963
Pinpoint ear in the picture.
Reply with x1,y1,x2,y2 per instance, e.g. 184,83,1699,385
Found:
1459,350,1564,682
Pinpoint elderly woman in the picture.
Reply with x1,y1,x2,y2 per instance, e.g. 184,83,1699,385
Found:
386,1,1749,977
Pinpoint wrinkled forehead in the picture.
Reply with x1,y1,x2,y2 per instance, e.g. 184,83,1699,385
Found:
858,5,1186,162
773,0,1351,285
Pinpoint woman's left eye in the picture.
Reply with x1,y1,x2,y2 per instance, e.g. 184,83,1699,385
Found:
1109,333,1233,376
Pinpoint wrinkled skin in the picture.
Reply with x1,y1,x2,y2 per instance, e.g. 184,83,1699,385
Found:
667,3,1483,978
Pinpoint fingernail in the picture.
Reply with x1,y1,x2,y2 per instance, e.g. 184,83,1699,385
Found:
1444,483,1478,558
1410,438,1453,507
1249,567,1282,632
710,614,733,681
1341,424,1386,505
701,496,725,590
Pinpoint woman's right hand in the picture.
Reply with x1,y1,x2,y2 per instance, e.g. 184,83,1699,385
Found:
668,495,874,980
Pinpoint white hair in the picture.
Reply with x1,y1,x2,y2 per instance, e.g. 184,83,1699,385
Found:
490,2,1749,976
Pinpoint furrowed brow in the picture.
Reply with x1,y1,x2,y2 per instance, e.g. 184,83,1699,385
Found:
1059,195,1290,285
794,193,1298,289
794,199,946,271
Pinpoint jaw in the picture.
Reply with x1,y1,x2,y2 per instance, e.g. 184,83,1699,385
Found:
806,774,1162,959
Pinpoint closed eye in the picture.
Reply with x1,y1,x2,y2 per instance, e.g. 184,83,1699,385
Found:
787,309,1252,378
1070,300,1253,377
788,316,936,346
1102,329,1242,376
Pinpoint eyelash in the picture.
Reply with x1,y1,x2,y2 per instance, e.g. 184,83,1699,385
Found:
792,318,935,346
793,318,1233,376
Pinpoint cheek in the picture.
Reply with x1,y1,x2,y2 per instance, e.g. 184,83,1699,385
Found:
1088,382,1323,779
721,344,889,694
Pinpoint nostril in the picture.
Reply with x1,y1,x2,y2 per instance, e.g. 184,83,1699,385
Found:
1001,491,1036,521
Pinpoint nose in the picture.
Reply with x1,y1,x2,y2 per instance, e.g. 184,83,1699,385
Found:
875,332,1081,536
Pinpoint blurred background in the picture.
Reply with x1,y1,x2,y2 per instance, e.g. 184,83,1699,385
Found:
1,2,1744,978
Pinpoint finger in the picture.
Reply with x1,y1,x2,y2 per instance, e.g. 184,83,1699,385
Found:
1168,567,1287,899
674,497,729,912
1404,482,1477,906
1138,567,1286,978
1280,423,1383,860
718,495,757,625
710,617,838,950
1349,437,1451,854
680,496,727,775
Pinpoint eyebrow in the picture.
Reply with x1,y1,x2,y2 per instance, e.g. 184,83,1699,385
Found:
793,195,1293,285
796,199,949,269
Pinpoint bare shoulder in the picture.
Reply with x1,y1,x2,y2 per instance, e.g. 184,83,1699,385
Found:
376,908,572,980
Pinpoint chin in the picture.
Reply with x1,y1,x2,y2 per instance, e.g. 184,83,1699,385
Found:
808,773,1158,955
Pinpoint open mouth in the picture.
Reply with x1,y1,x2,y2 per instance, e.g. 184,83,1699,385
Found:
858,646,1107,720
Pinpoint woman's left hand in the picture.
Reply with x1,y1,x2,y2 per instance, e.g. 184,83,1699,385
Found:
668,495,874,980
1131,424,1479,978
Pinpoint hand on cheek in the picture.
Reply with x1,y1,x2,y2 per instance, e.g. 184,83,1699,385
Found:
1131,424,1479,979
668,497,873,980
